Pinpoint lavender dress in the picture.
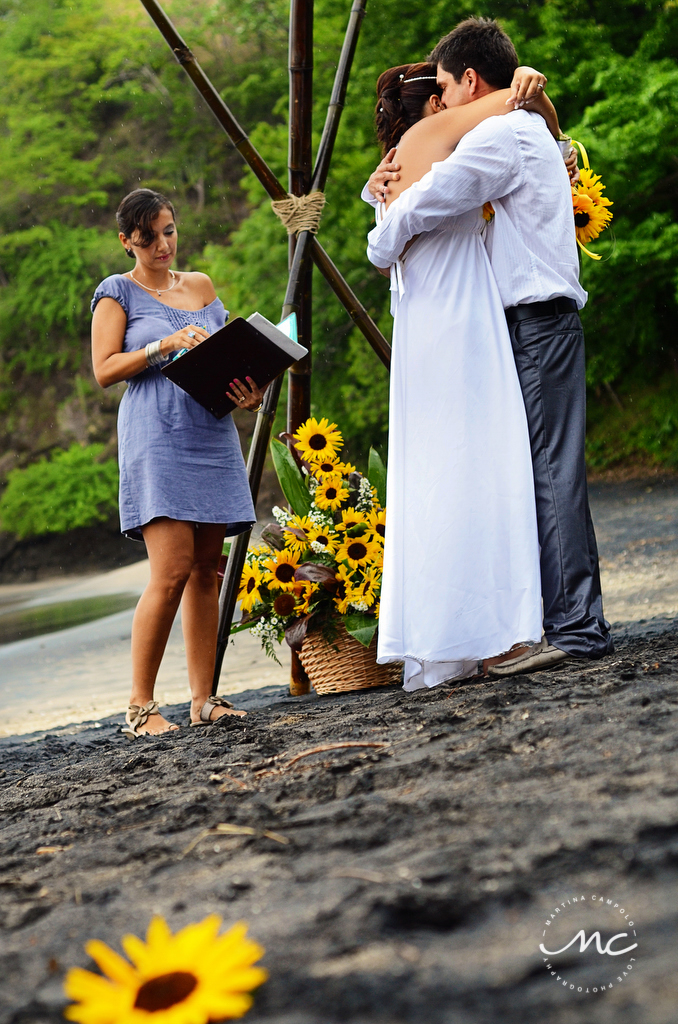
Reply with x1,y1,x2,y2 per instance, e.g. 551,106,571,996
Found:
91,274,255,541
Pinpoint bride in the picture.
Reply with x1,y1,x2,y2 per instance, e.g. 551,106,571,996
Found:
366,62,567,690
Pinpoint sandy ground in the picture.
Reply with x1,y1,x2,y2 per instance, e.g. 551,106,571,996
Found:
1,478,678,1023
1,623,678,1024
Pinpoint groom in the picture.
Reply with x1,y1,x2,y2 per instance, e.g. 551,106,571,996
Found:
364,17,613,674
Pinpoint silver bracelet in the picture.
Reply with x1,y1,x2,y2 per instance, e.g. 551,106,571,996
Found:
145,340,165,366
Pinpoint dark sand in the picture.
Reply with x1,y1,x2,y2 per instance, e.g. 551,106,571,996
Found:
2,617,678,1023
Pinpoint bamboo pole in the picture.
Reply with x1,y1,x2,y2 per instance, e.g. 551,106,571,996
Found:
314,0,366,191
286,0,314,440
286,0,314,696
138,0,286,201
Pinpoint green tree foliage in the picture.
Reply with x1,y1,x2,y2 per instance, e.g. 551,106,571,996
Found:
1,0,678,520
0,443,118,537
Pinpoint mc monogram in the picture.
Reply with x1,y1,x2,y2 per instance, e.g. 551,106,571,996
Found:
540,930,638,957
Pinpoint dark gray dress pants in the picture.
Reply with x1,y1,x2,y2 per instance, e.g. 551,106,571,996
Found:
508,310,613,659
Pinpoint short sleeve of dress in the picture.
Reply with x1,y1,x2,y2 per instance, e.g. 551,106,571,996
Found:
91,275,130,315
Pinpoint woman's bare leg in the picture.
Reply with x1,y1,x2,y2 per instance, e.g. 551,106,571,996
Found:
129,518,195,734
181,523,246,723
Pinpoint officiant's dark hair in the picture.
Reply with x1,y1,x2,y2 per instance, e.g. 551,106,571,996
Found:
116,188,177,249
375,63,443,154
428,17,518,89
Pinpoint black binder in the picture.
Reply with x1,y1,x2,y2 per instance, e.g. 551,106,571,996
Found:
161,312,307,419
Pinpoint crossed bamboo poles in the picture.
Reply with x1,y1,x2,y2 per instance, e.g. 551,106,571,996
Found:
139,0,390,692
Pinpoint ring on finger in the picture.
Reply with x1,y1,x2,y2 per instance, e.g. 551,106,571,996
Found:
537,83,544,89
187,331,196,338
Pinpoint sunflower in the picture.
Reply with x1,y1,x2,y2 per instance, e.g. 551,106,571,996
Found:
366,508,386,544
335,508,368,533
239,562,264,612
272,592,296,617
263,549,300,591
63,915,267,1024
283,514,313,555
293,417,343,463
295,581,319,614
310,454,338,477
333,564,356,614
313,459,356,480
572,192,612,245
347,566,380,609
576,167,613,208
370,543,384,570
314,475,349,511
307,525,339,555
336,535,381,570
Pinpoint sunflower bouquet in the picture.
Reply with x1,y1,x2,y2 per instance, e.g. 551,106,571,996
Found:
568,137,613,260
236,417,386,661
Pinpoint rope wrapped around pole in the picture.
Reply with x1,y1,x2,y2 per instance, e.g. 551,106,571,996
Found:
271,191,326,235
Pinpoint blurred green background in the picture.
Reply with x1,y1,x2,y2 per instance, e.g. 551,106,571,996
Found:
1,0,678,538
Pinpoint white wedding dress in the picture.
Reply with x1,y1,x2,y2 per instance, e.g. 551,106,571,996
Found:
372,206,542,690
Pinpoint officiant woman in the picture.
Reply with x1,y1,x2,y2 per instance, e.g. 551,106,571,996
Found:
91,188,262,738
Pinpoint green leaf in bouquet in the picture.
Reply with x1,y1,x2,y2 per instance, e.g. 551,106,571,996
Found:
343,612,378,648
270,438,312,517
368,448,386,507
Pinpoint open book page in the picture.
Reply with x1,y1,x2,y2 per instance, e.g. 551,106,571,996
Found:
246,312,308,361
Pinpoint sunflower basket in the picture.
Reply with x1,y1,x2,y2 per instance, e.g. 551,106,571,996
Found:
234,417,401,694
298,618,401,695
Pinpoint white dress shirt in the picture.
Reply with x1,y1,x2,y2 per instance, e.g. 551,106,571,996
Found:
364,109,587,310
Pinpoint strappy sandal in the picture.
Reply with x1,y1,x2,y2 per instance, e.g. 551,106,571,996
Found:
122,700,179,740
190,695,245,726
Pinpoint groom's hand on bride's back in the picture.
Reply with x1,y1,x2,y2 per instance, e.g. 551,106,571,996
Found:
368,147,400,203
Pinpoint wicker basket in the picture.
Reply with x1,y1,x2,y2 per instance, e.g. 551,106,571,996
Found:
298,619,402,695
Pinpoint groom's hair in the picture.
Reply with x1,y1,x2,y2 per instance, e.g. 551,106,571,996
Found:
428,17,518,89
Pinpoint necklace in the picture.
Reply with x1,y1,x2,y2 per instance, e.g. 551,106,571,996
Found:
129,269,177,297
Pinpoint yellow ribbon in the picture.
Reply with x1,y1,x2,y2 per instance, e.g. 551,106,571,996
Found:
570,137,590,170
575,240,602,261
569,137,602,261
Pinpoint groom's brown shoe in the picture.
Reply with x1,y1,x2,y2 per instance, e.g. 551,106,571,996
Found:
487,637,570,677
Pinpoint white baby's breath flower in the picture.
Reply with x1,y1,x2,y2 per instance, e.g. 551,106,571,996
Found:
348,600,369,612
308,507,332,526
356,476,376,512
272,505,292,526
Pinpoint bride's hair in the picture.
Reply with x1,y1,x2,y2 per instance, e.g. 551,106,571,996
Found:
375,62,442,154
